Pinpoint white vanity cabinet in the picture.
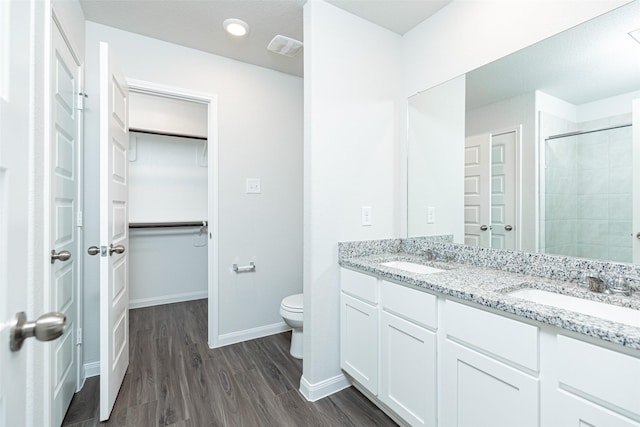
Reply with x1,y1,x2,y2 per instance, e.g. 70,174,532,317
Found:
340,268,379,394
545,335,640,427
380,281,437,427
442,300,540,427
340,268,438,426
340,265,640,427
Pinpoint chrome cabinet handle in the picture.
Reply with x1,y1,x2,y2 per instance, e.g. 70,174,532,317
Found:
10,311,66,351
505,225,513,231
87,246,100,256
480,225,488,231
109,244,125,256
50,249,71,264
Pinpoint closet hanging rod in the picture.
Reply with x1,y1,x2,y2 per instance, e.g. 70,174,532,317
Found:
129,221,208,229
129,127,208,141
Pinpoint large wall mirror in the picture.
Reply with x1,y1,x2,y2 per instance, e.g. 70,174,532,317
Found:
408,0,640,264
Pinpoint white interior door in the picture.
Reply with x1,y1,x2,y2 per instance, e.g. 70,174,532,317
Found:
633,99,639,264
0,1,33,425
490,130,517,250
99,42,130,421
50,20,80,427
464,133,491,247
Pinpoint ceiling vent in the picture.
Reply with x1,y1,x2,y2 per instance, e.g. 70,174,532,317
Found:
267,35,303,57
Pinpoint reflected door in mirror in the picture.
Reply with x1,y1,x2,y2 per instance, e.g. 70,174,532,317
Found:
464,131,518,250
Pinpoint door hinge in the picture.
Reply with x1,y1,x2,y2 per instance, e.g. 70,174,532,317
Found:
76,92,87,111
76,327,82,346
76,210,83,227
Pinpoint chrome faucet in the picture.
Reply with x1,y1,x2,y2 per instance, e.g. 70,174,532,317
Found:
424,249,437,261
572,270,636,296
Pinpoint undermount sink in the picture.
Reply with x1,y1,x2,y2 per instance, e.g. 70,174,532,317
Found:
381,261,446,275
508,288,640,328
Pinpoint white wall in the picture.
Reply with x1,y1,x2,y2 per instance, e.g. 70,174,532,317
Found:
302,0,402,399
83,22,303,366
129,228,208,307
408,76,465,241
577,90,640,123
127,131,208,308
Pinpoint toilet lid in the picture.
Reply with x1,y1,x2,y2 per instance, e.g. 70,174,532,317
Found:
281,293,303,312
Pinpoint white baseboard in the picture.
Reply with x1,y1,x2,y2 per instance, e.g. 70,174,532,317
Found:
299,373,351,402
84,361,100,378
129,290,208,309
213,322,290,348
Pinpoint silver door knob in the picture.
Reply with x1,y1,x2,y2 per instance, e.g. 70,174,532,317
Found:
50,249,71,264
480,225,488,231
87,246,100,256
10,311,66,352
109,243,125,256
637,232,640,240
505,225,513,231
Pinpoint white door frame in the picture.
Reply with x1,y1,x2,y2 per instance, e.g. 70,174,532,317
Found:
125,79,220,347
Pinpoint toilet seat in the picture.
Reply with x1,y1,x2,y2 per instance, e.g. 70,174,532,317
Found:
281,293,303,313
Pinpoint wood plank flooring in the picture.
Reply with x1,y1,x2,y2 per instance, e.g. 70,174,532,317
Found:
62,300,397,426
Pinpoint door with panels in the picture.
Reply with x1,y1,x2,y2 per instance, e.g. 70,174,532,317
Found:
490,130,517,250
99,42,131,422
464,133,491,247
50,18,81,427
0,1,31,425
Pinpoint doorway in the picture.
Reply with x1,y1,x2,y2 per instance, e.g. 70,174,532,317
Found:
126,80,219,349
464,128,520,250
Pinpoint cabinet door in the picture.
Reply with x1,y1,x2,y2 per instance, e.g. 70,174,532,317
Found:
549,390,640,427
380,311,436,427
341,293,378,394
442,340,538,427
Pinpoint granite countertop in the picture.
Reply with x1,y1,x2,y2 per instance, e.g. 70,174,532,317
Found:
340,252,640,350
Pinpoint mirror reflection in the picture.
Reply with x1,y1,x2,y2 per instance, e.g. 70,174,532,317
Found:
408,1,640,264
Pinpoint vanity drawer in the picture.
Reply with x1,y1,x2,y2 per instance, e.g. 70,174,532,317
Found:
557,335,640,416
445,300,539,371
381,280,437,329
341,268,378,304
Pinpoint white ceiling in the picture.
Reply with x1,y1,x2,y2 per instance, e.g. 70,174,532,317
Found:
79,0,451,77
466,1,640,110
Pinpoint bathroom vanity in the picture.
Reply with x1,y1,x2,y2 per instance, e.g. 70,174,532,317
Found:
339,238,640,427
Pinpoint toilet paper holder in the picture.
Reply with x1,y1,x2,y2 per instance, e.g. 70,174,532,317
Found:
233,262,256,273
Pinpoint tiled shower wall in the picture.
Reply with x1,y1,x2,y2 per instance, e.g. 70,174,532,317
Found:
543,113,633,263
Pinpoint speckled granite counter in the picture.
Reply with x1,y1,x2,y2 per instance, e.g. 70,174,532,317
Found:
339,243,640,350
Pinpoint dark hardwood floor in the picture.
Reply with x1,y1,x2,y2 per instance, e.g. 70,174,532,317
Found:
62,300,397,426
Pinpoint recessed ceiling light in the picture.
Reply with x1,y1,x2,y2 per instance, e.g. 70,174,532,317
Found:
629,28,640,44
223,18,249,37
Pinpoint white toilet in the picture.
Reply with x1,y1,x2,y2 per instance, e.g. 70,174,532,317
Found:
280,293,303,359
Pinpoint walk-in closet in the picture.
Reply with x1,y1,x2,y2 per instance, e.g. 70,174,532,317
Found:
128,92,209,308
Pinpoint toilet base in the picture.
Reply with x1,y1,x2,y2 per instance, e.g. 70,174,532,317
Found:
290,328,303,359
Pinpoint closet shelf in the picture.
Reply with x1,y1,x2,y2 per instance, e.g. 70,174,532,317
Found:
129,127,208,141
129,221,208,229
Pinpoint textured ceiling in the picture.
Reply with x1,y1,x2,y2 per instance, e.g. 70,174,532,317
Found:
79,0,451,77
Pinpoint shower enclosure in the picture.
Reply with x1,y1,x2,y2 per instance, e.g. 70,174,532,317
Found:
540,115,636,263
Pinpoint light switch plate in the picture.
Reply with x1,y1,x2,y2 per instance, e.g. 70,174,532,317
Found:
362,206,373,226
246,178,261,194
427,206,435,224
